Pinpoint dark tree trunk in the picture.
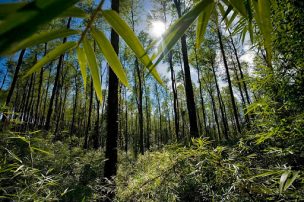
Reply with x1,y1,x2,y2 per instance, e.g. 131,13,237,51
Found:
211,60,229,140
70,74,78,134
208,88,221,141
173,0,198,138
41,67,52,126
2,49,26,125
168,52,180,140
84,79,93,149
194,48,208,137
217,27,241,134
228,29,251,105
231,59,250,125
135,59,144,154
34,43,47,126
104,0,120,185
93,94,100,149
0,71,8,90
124,87,128,153
155,83,162,147
45,18,71,131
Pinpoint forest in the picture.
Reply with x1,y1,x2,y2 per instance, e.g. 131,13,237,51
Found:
0,0,303,201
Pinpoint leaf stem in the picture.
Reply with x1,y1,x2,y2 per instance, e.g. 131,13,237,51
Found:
78,0,105,46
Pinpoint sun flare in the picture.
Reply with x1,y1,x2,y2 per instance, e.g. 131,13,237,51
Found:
151,21,166,38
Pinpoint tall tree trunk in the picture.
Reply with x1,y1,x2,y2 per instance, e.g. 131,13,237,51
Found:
135,59,144,154
104,0,120,186
155,83,162,147
93,94,100,149
208,87,221,141
70,74,78,134
2,49,26,124
124,87,128,153
45,18,71,130
0,70,8,90
41,67,52,126
194,48,208,136
84,79,93,149
231,59,250,125
228,29,251,105
217,27,241,134
168,52,180,140
173,0,198,138
34,43,47,127
211,60,229,140
143,79,150,150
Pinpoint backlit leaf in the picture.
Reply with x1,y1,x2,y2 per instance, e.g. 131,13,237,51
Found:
0,0,79,53
23,41,77,78
153,0,213,67
76,47,87,90
91,28,129,87
101,10,163,85
196,0,215,49
1,29,80,56
83,37,103,103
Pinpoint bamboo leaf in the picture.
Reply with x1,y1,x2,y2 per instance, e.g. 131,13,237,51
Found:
253,0,272,66
0,2,26,20
101,10,163,85
153,0,213,67
0,0,80,53
83,37,103,103
280,171,290,194
76,47,87,90
60,6,88,18
226,10,238,28
284,171,300,191
196,0,215,49
23,41,77,78
1,29,80,56
226,0,248,17
91,28,129,87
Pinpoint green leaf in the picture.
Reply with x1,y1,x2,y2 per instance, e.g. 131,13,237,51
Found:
0,4,86,20
250,170,281,179
101,10,163,85
196,0,215,49
31,146,51,155
226,0,248,17
153,0,214,67
253,0,272,66
0,0,80,53
23,41,77,78
76,47,87,90
284,171,300,191
279,171,290,194
226,10,238,28
91,28,129,87
0,2,26,20
60,6,88,18
83,37,103,103
1,29,80,56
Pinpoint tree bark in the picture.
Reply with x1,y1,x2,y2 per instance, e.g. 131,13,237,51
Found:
217,27,241,134
45,18,71,131
173,0,198,138
1,49,26,125
104,0,120,186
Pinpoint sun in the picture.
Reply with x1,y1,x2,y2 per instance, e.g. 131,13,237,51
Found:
151,21,166,38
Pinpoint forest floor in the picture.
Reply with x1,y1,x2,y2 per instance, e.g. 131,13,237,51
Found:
1,129,304,201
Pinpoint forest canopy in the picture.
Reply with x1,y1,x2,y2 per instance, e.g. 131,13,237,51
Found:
0,0,303,201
